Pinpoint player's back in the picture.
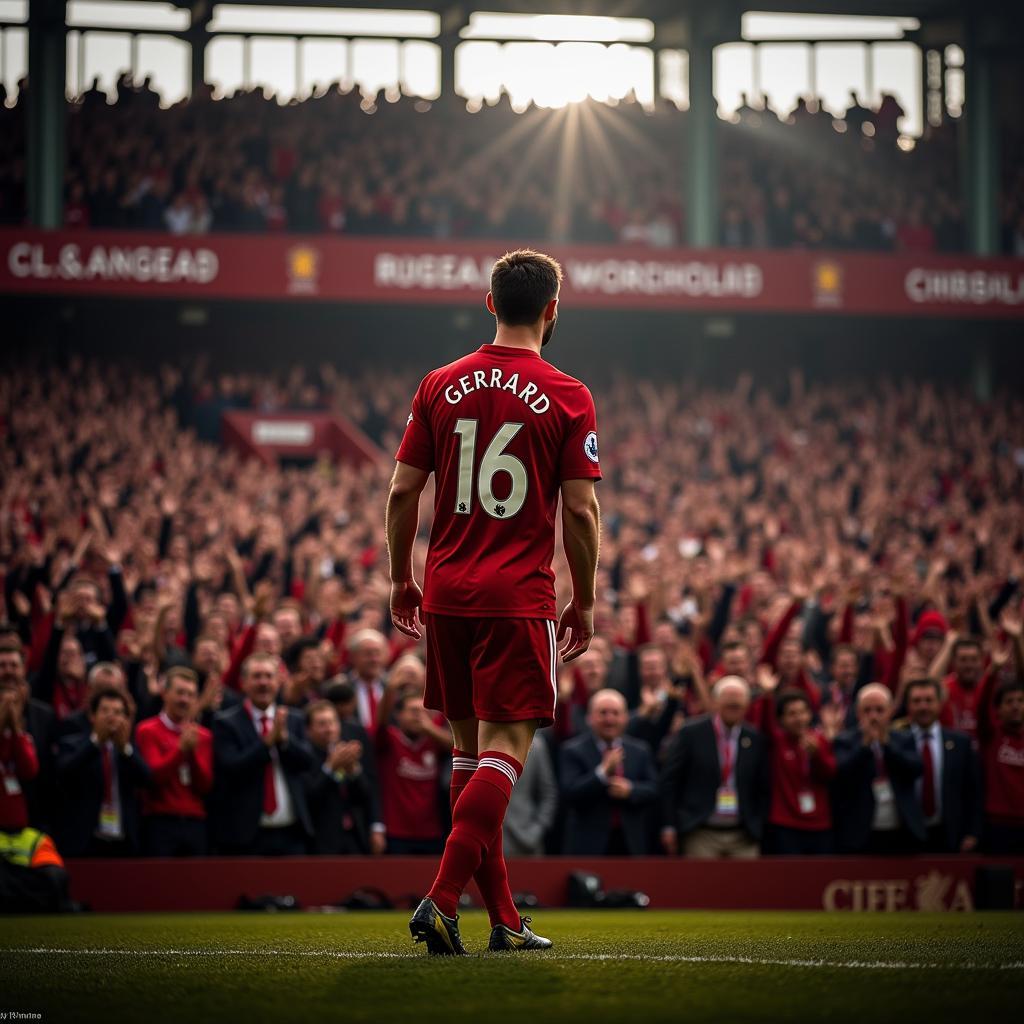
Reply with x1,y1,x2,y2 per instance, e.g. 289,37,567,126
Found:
396,343,601,621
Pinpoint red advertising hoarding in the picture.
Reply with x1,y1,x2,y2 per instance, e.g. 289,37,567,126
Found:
2,228,1023,318
64,856,1024,913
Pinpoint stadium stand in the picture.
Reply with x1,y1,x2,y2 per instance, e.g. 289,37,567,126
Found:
4,80,1022,252
2,356,1022,860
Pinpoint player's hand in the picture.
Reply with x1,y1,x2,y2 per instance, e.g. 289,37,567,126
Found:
390,579,424,640
557,601,594,663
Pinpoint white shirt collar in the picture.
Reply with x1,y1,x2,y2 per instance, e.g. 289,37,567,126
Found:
159,711,182,734
248,701,276,722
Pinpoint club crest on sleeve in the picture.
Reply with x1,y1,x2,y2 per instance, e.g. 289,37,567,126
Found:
584,431,599,463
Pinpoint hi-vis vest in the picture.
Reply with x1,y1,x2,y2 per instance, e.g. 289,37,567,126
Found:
0,827,64,869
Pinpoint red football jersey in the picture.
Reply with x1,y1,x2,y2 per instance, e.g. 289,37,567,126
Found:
396,343,601,620
374,725,445,840
939,673,981,738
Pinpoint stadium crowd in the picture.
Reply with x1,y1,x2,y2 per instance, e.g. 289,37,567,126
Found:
3,75,1021,253
1,357,1023,872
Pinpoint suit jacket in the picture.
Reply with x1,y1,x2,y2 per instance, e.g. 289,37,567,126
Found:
305,721,375,854
24,698,57,832
627,696,682,761
56,708,90,740
895,726,982,852
211,703,315,848
505,733,559,855
659,716,768,841
55,732,152,856
560,732,658,855
832,728,925,852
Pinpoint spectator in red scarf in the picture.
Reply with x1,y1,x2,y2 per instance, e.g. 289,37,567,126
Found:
32,630,87,724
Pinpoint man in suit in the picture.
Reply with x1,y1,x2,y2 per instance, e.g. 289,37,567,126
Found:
211,652,314,855
343,630,389,735
560,689,658,855
817,644,862,733
55,686,151,856
304,699,374,854
660,676,767,858
832,683,924,854
897,678,981,853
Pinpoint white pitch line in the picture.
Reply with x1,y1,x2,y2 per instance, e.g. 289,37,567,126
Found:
2,948,1022,971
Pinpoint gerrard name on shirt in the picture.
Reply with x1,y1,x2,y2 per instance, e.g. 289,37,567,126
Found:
444,366,550,414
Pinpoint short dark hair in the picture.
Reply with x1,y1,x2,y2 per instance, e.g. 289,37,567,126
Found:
832,644,858,663
394,692,423,714
305,699,338,725
776,689,811,716
952,637,983,657
284,636,319,672
242,652,278,678
995,679,1024,707
0,639,24,662
489,249,562,326
165,666,198,691
324,678,355,705
89,685,130,716
905,678,942,700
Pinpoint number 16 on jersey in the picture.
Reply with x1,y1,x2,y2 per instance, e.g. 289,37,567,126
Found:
453,419,527,520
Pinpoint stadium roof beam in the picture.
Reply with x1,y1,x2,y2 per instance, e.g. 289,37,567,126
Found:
962,6,999,256
27,0,65,230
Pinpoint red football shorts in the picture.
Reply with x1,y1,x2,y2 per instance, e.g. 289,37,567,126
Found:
424,614,558,727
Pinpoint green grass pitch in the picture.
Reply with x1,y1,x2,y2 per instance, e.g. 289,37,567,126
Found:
2,910,1023,1023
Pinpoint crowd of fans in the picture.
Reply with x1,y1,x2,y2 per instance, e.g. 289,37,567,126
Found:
3,73,1022,253
1,354,1022,880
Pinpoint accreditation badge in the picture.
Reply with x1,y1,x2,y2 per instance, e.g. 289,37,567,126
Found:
715,786,738,818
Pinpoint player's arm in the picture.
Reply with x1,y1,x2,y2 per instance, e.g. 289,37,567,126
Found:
385,461,430,640
558,478,601,663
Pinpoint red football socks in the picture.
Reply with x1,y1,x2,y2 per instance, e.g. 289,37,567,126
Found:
428,749,523,922
449,749,520,932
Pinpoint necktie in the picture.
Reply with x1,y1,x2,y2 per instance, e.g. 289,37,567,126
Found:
260,714,278,815
101,743,114,806
609,742,623,828
920,732,936,818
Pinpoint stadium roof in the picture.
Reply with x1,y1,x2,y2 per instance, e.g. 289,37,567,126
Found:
164,1,988,22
